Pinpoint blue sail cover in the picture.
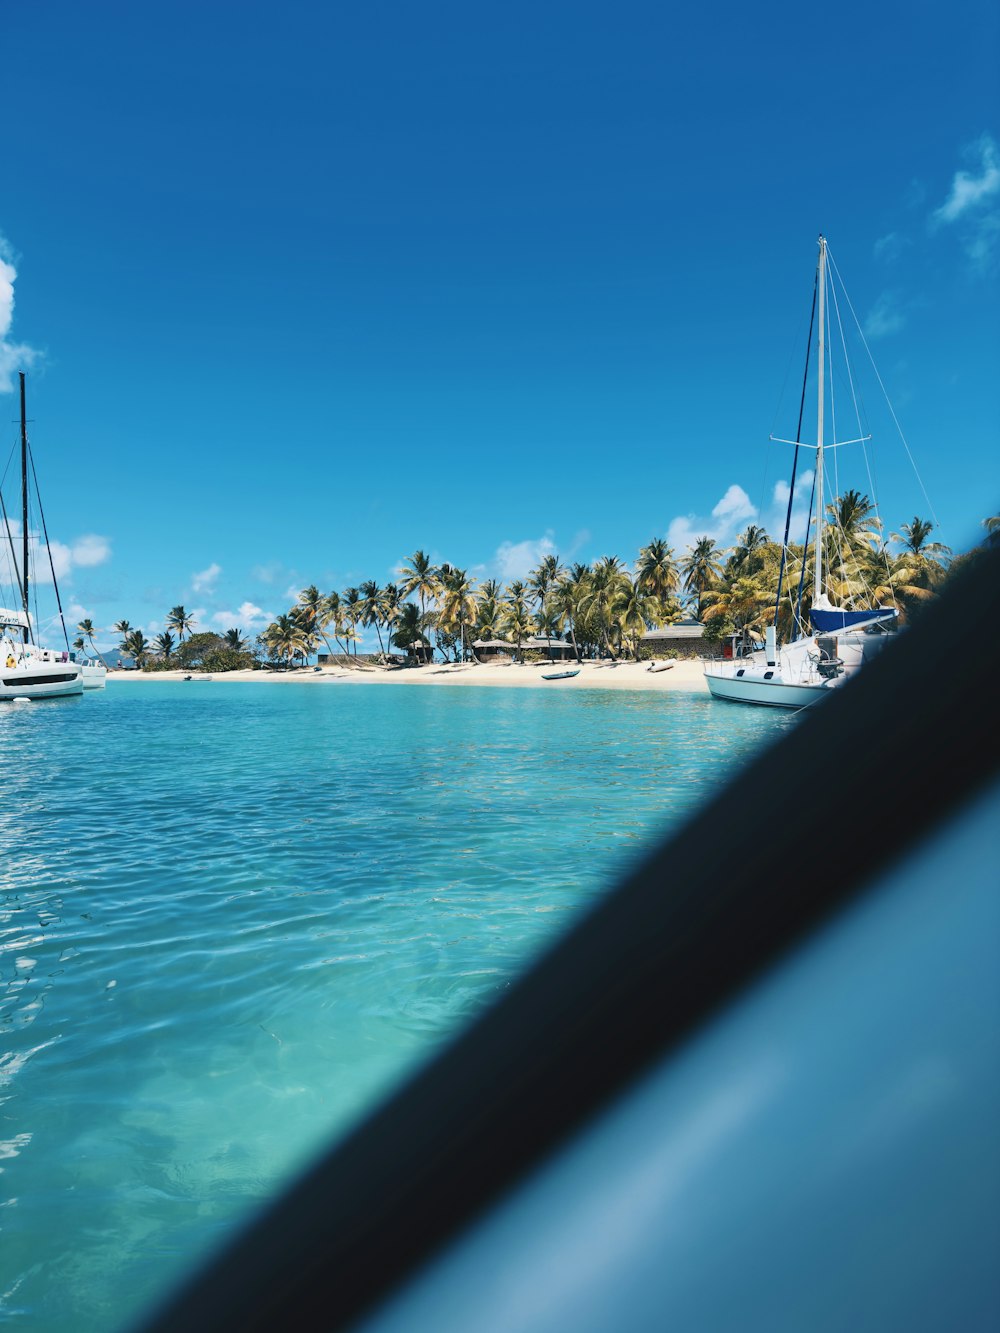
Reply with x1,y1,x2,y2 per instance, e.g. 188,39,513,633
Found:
810,606,897,632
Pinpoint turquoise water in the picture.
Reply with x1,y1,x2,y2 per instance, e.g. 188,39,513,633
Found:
0,681,791,1329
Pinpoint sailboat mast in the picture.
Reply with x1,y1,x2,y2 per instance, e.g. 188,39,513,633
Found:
813,236,826,607
19,372,29,643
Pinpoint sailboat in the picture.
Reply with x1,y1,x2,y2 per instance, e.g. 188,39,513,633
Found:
0,374,86,701
704,236,898,708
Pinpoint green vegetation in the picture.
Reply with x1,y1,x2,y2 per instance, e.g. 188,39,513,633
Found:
112,497,979,671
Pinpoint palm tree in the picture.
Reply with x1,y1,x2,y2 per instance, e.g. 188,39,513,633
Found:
892,517,951,564
113,620,132,656
263,614,308,669
342,587,363,656
72,636,86,654
359,580,387,658
826,491,882,584
223,628,248,651
501,582,533,662
636,538,680,601
438,566,479,662
318,591,350,659
680,537,724,620
123,629,150,668
613,576,665,660
702,575,772,646
76,617,107,666
581,557,629,657
379,583,403,658
548,575,583,663
859,547,930,613
399,550,439,650
153,631,176,661
528,554,565,659
166,605,195,642
390,602,429,662
297,585,326,636
472,581,505,650
728,525,770,576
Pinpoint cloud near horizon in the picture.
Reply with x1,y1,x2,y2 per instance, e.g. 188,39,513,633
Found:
0,234,40,393
666,484,757,555
494,532,557,581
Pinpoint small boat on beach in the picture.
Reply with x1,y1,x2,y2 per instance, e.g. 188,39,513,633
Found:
647,660,676,673
541,669,580,681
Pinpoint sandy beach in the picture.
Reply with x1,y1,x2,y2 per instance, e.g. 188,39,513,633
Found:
106,658,710,693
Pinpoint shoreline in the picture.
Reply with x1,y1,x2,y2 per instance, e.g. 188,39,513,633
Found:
105,659,710,693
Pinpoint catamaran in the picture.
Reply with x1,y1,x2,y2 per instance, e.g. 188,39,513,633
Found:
704,236,898,708
0,373,89,700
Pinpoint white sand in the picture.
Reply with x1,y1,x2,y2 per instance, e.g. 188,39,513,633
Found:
106,659,710,693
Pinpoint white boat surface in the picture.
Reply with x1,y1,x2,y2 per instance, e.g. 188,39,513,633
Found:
1,616,84,701
78,660,108,689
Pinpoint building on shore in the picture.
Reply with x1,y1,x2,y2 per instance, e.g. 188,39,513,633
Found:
640,619,711,658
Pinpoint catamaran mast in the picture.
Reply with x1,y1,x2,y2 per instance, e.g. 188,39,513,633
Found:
813,236,826,609
19,372,29,643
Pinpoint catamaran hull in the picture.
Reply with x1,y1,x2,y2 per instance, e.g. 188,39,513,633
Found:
704,670,836,709
80,664,107,690
0,666,85,701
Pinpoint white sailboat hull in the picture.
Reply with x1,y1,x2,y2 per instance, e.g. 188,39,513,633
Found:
0,660,84,700
80,663,108,690
704,667,837,709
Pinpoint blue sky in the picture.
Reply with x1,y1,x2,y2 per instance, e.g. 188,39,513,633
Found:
1,0,997,649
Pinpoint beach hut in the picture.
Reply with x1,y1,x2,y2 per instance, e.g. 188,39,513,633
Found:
472,638,516,663
523,636,576,661
400,638,432,664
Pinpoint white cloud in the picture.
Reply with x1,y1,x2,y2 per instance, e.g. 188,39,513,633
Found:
0,235,41,394
69,534,111,567
932,133,1000,270
768,469,814,545
667,484,758,555
192,562,221,592
210,601,271,630
4,522,110,584
494,532,557,581
711,484,755,524
864,291,906,340
873,232,908,263
67,600,90,622
933,132,1000,224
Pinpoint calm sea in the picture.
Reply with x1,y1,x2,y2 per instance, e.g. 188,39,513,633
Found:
0,681,791,1330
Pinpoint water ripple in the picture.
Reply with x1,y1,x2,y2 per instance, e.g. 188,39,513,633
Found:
0,682,790,1330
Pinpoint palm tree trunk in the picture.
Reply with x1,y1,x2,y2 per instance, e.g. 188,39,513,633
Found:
88,632,108,668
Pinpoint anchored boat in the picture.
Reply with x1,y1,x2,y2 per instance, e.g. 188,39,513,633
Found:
704,236,898,709
0,374,86,700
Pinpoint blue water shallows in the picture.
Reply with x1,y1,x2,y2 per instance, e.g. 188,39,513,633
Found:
0,682,790,1330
